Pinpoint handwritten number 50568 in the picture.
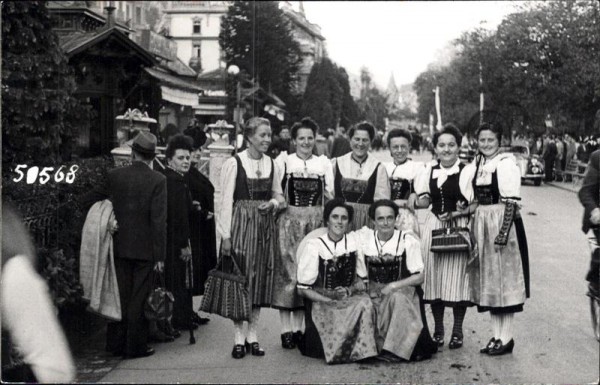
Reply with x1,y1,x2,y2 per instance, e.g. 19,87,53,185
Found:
13,164,79,184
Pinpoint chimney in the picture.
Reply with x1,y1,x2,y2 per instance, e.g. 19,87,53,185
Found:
105,1,116,28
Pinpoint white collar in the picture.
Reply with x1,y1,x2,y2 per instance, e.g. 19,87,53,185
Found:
432,159,461,188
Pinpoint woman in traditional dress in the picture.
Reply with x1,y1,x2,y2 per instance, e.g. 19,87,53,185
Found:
296,199,378,364
414,123,474,350
163,135,195,331
465,123,529,356
355,200,438,362
183,129,217,326
272,117,334,350
332,121,390,231
384,129,423,235
217,117,283,359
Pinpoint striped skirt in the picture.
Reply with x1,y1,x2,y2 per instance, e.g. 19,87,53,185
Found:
272,205,323,310
347,202,372,231
231,200,277,308
420,211,473,305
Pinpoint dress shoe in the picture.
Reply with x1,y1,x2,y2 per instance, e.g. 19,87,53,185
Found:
245,340,265,356
281,332,296,349
124,346,154,359
433,333,444,347
292,331,304,348
488,339,514,356
231,344,245,359
480,337,496,354
149,329,174,343
192,313,210,325
448,334,463,349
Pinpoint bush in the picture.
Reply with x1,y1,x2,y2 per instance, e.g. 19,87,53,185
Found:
2,155,115,309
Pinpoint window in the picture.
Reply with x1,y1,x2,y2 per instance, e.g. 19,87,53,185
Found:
192,18,201,34
135,6,142,25
125,4,131,20
193,43,201,59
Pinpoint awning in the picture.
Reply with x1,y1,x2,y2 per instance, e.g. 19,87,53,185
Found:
161,85,198,107
194,103,226,116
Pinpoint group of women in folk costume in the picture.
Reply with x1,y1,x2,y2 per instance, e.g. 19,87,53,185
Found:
216,116,528,363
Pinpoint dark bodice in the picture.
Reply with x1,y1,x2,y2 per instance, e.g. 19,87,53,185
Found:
316,252,357,289
390,178,413,200
233,155,274,202
283,173,324,207
365,231,411,284
472,157,501,205
334,161,379,204
429,163,468,215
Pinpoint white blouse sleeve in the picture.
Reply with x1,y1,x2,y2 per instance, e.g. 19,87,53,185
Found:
497,157,521,201
271,157,284,196
402,231,424,274
216,157,238,239
1,256,75,383
322,155,335,201
414,162,432,198
355,247,368,281
459,163,476,204
297,239,321,289
374,163,391,200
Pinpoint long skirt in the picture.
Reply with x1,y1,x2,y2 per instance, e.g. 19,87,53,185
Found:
468,204,527,313
369,282,422,360
420,211,473,305
231,200,276,308
396,208,420,236
301,293,378,364
272,206,322,310
347,202,372,231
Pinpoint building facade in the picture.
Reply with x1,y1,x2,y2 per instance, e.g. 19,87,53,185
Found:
164,1,230,74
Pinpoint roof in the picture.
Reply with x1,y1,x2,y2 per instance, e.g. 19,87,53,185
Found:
282,7,325,40
164,57,197,77
59,27,156,65
197,68,227,81
144,67,204,92
47,1,132,33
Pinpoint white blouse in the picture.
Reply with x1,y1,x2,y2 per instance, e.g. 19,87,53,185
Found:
384,159,424,183
275,152,334,201
332,153,391,200
414,159,474,203
216,150,283,239
354,227,424,274
297,232,368,289
463,153,521,201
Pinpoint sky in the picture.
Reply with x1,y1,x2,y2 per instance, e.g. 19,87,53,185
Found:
296,1,528,88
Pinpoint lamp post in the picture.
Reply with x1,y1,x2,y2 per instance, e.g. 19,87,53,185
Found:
227,64,241,153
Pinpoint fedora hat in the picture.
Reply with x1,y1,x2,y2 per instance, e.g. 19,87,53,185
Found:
130,131,157,155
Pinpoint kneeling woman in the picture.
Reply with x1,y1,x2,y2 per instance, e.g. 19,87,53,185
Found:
296,199,378,364
357,200,438,362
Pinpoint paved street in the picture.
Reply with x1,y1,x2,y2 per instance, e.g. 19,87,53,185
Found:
95,152,598,384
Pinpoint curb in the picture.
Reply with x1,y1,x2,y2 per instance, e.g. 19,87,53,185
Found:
545,181,578,193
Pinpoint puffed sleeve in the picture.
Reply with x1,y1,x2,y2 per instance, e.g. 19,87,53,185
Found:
402,231,424,274
459,162,476,204
349,233,369,282
374,163,391,200
322,155,335,201
216,156,237,239
297,239,320,289
497,156,521,202
414,162,432,198
271,156,284,196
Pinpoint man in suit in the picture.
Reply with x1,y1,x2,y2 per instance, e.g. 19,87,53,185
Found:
578,149,600,296
82,131,167,358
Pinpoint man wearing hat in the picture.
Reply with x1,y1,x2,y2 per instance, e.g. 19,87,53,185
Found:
81,131,167,358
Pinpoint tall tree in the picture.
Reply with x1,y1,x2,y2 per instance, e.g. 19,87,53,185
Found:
357,67,388,130
2,1,89,167
220,1,302,115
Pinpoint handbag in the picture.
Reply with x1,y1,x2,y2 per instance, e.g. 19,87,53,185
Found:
144,272,174,322
430,217,472,253
199,251,250,322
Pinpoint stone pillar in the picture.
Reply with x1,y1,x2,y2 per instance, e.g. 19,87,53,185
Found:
111,108,157,167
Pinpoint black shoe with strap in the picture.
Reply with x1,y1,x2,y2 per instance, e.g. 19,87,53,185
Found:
433,333,444,347
231,344,245,359
245,340,265,356
448,333,463,350
480,337,496,354
281,332,295,349
488,339,514,356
